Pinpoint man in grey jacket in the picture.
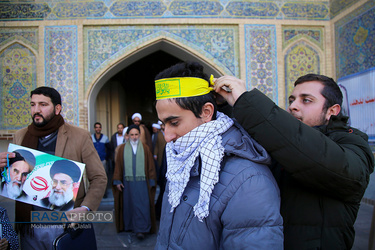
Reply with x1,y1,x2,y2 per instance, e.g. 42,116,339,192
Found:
154,61,283,249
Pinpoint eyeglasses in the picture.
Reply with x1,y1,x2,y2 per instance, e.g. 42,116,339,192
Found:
52,179,72,187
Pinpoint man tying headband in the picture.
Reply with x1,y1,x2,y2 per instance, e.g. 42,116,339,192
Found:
154,61,283,249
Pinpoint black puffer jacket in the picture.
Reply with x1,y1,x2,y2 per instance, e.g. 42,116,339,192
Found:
233,89,374,250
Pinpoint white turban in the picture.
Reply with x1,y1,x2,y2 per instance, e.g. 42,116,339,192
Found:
132,113,142,121
123,126,128,135
152,123,161,129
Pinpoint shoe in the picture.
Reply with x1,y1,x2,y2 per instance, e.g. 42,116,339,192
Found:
136,233,144,240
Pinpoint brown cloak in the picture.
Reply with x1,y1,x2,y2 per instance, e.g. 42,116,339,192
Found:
112,142,157,233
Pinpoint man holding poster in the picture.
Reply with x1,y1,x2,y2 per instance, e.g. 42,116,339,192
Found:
0,86,107,249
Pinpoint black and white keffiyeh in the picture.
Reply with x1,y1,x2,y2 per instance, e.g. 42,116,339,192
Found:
166,111,234,221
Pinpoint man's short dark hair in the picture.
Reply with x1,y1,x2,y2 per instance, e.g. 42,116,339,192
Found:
117,123,125,128
155,61,217,120
30,87,62,106
94,122,102,128
294,74,343,113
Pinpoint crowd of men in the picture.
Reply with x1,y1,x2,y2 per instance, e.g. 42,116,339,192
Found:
0,61,374,249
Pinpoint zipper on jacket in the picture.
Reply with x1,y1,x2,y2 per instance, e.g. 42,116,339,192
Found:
176,206,195,245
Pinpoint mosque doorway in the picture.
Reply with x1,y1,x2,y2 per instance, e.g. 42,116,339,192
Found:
95,51,182,137
88,41,224,137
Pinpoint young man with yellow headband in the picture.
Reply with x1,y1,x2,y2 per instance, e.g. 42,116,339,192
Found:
154,61,283,249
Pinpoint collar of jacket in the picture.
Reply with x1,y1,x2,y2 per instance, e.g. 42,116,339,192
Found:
314,115,349,135
190,157,201,177
314,115,369,142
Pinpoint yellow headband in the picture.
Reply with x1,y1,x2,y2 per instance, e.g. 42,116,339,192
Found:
155,75,214,100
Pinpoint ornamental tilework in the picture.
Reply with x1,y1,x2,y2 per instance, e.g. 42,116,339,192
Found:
84,26,238,91
244,25,277,103
282,26,324,50
110,1,166,17
45,26,78,125
170,1,223,16
0,43,36,130
0,1,340,20
226,1,279,18
335,1,375,79
0,3,51,20
281,2,329,20
53,2,107,18
285,41,320,106
330,0,359,18
0,28,38,51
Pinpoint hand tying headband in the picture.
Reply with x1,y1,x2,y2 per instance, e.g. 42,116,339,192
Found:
155,75,214,100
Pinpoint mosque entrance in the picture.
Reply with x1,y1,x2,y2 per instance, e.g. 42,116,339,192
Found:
88,41,224,137
95,51,182,136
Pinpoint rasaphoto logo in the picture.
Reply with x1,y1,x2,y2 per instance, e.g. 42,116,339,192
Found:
30,176,49,191
31,211,113,223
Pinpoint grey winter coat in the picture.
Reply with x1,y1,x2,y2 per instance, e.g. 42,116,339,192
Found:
155,121,284,249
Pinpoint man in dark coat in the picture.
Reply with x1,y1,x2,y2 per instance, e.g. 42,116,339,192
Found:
109,123,125,165
131,113,153,151
214,74,374,249
112,124,157,240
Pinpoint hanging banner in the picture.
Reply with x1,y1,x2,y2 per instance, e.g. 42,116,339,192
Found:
338,69,375,143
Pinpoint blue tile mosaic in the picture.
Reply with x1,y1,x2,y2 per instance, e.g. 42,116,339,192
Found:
0,29,38,51
110,1,166,17
53,2,107,18
0,3,51,20
0,1,347,20
170,1,223,16
45,26,79,125
0,43,36,130
330,0,359,18
335,1,375,79
84,26,239,91
245,25,278,103
226,1,279,18
283,27,324,50
281,2,329,20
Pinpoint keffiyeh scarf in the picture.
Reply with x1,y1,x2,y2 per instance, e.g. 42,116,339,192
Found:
166,111,234,221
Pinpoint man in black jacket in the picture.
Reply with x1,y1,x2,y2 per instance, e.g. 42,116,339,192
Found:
109,123,125,166
214,74,374,249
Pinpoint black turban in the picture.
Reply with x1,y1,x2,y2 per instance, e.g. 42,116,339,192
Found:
126,124,140,134
49,159,81,183
9,149,36,171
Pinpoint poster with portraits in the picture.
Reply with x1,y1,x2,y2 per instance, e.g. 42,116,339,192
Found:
0,144,85,211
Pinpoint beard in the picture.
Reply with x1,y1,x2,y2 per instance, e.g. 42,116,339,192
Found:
130,138,139,145
6,180,23,199
48,186,74,207
32,111,55,127
290,111,328,127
